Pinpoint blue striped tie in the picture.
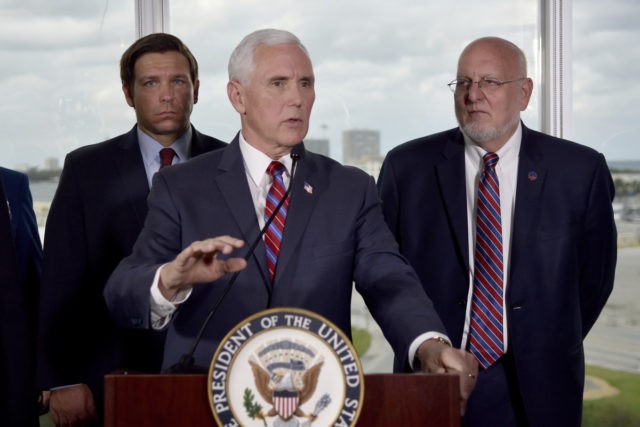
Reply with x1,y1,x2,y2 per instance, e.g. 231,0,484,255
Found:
469,152,504,369
264,161,289,282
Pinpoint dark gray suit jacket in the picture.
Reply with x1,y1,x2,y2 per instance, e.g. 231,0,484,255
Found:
105,135,446,372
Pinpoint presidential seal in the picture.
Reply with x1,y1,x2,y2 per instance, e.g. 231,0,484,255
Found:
208,308,364,427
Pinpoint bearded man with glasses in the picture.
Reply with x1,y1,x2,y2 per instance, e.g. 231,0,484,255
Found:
378,36,616,427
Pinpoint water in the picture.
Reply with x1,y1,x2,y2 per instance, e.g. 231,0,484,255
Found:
29,181,57,232
608,160,640,172
29,180,58,204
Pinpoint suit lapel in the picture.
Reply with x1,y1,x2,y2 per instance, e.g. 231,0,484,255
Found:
435,133,470,270
275,146,322,286
188,126,209,157
215,138,270,282
114,126,149,228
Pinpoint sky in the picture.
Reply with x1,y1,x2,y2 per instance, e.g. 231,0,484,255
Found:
0,0,638,170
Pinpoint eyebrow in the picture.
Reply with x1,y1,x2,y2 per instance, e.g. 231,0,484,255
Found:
267,75,315,83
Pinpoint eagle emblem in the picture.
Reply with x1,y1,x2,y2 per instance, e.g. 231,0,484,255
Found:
245,339,331,426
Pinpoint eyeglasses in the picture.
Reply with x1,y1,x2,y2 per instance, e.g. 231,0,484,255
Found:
447,77,526,93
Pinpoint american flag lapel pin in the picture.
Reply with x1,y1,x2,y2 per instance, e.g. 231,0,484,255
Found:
304,182,313,194
527,171,538,181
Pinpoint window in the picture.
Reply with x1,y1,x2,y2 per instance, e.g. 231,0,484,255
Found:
170,0,540,164
3,0,636,377
0,1,134,226
171,0,541,372
574,0,640,374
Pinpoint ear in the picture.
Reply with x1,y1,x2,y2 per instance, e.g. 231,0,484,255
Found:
519,77,534,111
193,79,200,104
227,80,246,115
122,84,135,108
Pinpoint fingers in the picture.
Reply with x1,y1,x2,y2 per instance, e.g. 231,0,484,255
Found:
161,236,247,296
173,236,245,269
437,348,478,416
189,236,245,256
49,385,97,427
224,257,248,273
415,339,450,373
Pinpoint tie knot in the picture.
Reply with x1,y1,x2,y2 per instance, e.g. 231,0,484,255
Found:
483,152,499,169
159,148,176,169
267,161,286,178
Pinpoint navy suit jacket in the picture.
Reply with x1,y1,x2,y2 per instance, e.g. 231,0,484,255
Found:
0,168,42,426
377,124,617,427
104,135,446,372
36,125,226,405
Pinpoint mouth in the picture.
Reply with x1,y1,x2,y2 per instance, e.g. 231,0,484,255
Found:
158,111,177,118
467,109,488,118
284,118,304,126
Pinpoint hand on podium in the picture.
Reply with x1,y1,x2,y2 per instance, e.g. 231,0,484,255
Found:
416,339,479,416
49,383,97,427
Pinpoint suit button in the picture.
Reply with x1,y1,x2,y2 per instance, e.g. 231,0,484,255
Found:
457,300,466,306
131,317,142,326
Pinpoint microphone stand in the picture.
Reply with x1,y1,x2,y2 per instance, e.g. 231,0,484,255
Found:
164,150,301,373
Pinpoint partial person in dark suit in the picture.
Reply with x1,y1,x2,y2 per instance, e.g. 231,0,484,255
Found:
104,28,478,415
377,36,616,427
36,33,226,426
0,168,42,427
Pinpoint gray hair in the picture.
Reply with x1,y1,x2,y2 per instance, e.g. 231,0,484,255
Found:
228,28,310,84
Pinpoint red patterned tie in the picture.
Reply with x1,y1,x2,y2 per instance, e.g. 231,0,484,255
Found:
468,152,504,369
264,161,289,282
159,148,176,169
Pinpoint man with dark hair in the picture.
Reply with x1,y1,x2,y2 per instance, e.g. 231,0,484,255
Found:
0,168,42,427
37,32,226,425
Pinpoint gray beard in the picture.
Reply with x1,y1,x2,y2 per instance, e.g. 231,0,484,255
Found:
461,115,520,144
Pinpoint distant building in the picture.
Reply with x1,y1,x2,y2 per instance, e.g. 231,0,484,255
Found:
351,156,385,181
304,138,330,157
343,129,380,165
44,157,60,170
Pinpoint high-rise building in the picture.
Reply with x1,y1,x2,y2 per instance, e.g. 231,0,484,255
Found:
342,129,380,165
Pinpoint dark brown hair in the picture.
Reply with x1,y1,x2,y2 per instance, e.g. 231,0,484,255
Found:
120,33,198,88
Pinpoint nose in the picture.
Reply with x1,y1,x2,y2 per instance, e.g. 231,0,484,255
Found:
466,81,485,102
160,82,174,102
287,84,304,107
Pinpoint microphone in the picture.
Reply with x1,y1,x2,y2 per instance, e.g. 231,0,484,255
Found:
164,146,302,373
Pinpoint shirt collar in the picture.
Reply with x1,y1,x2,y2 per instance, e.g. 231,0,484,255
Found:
463,122,522,170
238,132,293,188
138,125,192,168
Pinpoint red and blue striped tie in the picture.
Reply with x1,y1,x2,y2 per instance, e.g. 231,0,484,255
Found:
469,152,504,369
264,161,289,282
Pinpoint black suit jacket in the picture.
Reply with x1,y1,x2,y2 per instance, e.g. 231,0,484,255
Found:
0,168,42,427
36,125,226,406
378,124,617,427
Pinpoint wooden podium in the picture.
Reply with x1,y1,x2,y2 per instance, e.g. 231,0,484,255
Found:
104,373,460,426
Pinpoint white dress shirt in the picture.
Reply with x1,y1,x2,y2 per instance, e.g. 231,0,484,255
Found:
149,132,292,328
460,123,522,352
137,126,191,188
